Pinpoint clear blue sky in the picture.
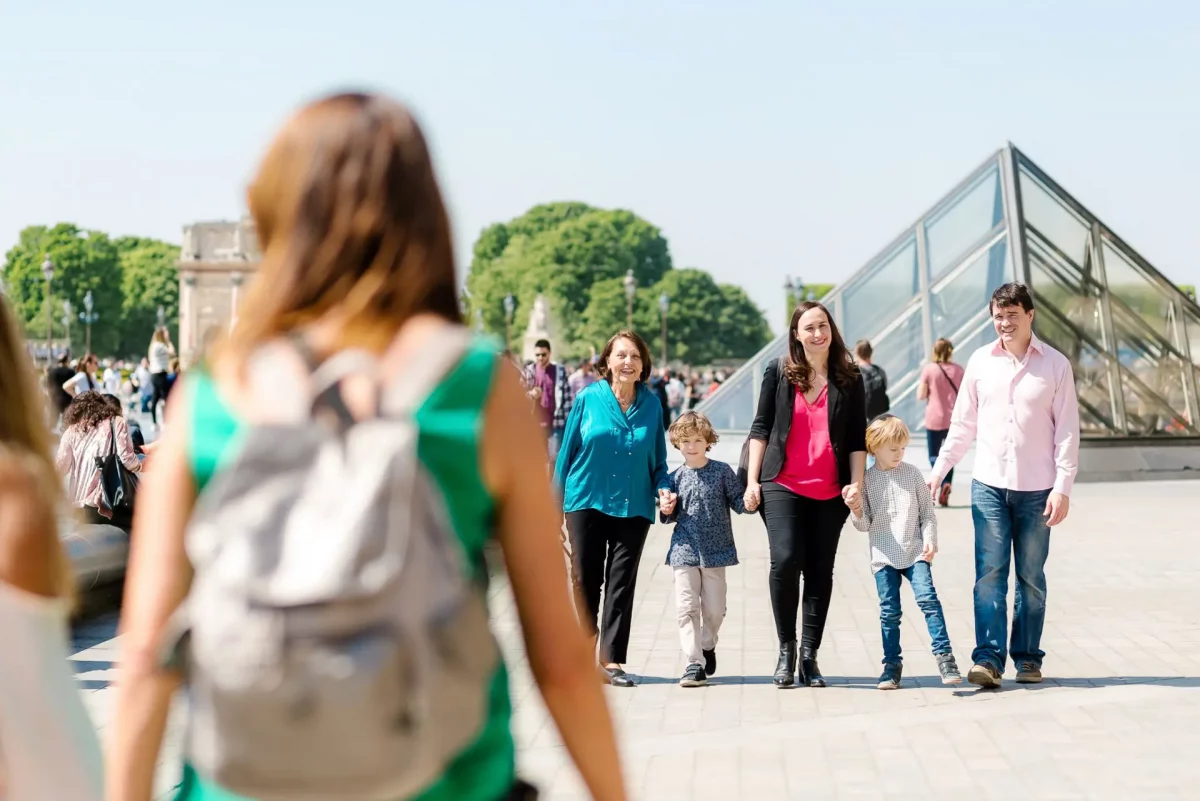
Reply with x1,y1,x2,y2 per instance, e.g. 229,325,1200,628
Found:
3,0,1197,331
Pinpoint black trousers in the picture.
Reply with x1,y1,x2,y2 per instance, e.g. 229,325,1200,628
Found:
760,483,850,650
149,372,171,425
565,509,651,664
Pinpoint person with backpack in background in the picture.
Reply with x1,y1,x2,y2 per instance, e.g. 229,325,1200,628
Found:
856,340,889,422
106,92,626,801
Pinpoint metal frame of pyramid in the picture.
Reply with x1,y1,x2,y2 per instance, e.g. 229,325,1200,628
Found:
697,143,1200,440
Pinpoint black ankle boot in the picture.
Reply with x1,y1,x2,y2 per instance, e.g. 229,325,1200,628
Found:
774,641,797,688
800,646,826,687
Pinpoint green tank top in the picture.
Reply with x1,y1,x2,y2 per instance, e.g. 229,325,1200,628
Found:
174,337,515,801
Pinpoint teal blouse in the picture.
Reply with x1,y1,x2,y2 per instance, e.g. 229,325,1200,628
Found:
553,381,671,521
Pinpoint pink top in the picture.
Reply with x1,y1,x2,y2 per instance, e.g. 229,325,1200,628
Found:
54,417,142,517
931,333,1080,495
919,361,966,430
774,385,841,500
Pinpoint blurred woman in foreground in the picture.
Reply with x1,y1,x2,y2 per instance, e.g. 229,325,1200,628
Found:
107,92,626,801
0,296,103,800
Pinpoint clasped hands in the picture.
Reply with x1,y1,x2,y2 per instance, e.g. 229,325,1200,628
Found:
658,488,680,515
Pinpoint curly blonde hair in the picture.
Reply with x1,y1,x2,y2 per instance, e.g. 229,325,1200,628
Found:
668,411,719,451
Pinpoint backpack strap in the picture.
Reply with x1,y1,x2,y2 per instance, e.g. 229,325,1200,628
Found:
378,327,473,417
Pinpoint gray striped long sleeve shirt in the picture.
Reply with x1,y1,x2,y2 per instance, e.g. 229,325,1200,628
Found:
850,461,937,574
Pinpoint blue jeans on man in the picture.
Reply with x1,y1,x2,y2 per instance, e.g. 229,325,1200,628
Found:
970,480,1052,673
874,560,952,664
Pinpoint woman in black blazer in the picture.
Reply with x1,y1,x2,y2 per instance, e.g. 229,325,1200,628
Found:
743,301,867,688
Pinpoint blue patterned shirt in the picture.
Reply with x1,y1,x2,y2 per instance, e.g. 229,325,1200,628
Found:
661,459,748,568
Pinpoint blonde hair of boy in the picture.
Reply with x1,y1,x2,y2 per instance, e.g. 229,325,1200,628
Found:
668,410,719,451
864,415,910,456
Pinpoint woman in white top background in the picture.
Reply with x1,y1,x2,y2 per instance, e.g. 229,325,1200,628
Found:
62,353,100,399
147,327,175,430
0,295,104,800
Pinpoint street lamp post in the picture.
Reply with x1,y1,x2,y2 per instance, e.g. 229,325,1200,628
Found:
658,291,670,367
41,255,54,365
79,290,99,354
62,300,73,353
157,305,166,329
623,269,637,329
503,294,515,352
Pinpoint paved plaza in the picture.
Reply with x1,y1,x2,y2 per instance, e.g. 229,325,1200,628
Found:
70,472,1200,800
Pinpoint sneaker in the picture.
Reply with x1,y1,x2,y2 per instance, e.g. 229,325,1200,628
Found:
966,662,1002,689
703,648,716,677
679,663,707,688
877,663,902,690
938,483,951,507
1015,662,1043,683
936,653,962,685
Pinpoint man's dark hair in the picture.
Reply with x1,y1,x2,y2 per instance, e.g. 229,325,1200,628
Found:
855,339,873,360
57,352,70,366
990,282,1035,314
534,339,551,352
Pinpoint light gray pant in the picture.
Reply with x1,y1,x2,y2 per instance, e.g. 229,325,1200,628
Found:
674,566,728,666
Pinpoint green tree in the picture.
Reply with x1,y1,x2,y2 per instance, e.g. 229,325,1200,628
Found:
115,237,180,358
2,224,123,356
465,204,672,357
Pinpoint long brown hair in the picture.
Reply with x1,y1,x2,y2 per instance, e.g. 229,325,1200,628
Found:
783,301,859,392
0,297,71,600
227,92,461,365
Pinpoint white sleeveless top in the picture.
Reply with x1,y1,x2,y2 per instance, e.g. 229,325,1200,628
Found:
0,583,103,800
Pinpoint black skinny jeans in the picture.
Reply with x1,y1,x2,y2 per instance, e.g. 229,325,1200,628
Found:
565,509,651,665
760,482,850,651
149,372,170,425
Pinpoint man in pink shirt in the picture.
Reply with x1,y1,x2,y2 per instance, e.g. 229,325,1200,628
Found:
928,282,1079,689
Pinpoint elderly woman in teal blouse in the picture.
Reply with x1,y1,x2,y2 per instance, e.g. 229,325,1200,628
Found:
554,330,676,687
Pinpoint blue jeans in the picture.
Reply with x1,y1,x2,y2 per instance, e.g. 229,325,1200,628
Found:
970,480,1052,673
548,426,564,464
874,561,952,665
925,428,953,486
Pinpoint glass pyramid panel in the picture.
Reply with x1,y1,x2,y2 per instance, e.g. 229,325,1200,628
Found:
1120,368,1195,436
1019,167,1090,268
930,236,1008,344
1025,230,1108,349
1184,305,1200,368
924,162,1004,281
1101,240,1175,342
840,236,919,342
699,359,758,432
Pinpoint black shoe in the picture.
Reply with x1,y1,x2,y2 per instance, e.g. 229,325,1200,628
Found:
937,653,963,685
800,646,826,687
966,662,1002,689
877,663,902,690
679,663,707,688
602,665,636,688
703,648,717,677
773,641,797,688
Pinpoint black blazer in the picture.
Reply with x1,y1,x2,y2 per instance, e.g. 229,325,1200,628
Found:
748,358,868,488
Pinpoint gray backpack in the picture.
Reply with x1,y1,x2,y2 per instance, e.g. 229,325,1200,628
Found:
164,331,499,801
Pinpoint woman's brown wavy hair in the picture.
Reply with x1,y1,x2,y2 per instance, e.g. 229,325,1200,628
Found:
225,92,461,365
783,301,859,393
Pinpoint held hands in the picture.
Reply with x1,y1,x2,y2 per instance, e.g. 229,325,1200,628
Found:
658,488,679,516
841,483,862,515
1043,492,1070,526
743,481,762,512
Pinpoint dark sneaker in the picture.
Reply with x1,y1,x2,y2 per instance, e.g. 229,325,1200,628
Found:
967,662,1002,689
703,648,717,677
936,653,962,685
877,663,902,690
1015,662,1043,683
680,663,707,688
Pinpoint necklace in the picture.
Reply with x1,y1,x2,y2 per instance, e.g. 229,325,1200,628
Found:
613,387,634,410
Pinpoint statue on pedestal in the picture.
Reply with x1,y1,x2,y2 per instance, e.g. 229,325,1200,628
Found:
522,294,557,362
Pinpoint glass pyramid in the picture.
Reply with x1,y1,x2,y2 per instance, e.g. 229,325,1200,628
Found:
698,144,1200,439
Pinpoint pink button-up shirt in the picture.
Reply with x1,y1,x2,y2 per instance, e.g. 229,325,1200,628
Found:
931,333,1080,495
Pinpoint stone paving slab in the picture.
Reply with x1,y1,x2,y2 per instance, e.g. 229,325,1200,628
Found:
71,478,1200,800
